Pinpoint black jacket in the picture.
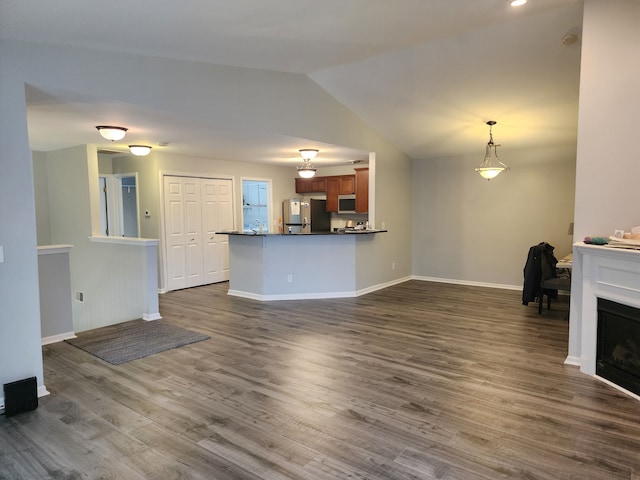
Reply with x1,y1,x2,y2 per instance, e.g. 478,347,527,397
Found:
522,242,558,305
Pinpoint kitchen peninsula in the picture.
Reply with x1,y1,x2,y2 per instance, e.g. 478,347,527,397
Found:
219,230,386,300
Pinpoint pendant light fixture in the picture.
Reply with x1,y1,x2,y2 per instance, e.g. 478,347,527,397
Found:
129,145,152,156
297,149,319,178
96,125,128,141
475,121,509,180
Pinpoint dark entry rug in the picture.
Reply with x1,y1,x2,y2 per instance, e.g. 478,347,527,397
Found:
65,319,210,365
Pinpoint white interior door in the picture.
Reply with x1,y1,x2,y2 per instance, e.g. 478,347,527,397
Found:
163,175,233,291
201,178,233,283
164,176,188,291
183,178,203,287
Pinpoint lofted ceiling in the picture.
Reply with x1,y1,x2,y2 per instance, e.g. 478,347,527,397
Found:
0,0,584,166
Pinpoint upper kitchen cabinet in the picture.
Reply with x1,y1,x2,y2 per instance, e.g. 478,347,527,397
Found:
326,175,355,212
295,176,327,193
355,168,369,213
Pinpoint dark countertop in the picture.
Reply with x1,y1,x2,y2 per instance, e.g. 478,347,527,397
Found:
217,230,387,236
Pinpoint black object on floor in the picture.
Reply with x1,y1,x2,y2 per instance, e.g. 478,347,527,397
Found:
3,376,38,417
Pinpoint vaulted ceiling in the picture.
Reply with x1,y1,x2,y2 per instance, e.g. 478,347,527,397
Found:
0,0,584,165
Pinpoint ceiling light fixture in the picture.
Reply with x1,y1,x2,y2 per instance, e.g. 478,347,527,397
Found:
129,145,152,156
475,121,509,180
96,125,128,141
297,149,319,178
510,0,527,6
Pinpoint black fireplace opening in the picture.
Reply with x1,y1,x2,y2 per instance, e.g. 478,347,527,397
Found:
597,298,640,396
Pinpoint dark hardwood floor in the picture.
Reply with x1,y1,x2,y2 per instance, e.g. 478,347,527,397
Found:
2,280,640,479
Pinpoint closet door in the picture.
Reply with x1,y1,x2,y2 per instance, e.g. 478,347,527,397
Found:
163,175,233,291
163,176,188,291
183,178,203,288
201,178,233,284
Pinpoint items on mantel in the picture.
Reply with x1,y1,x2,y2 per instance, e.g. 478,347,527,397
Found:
583,225,640,250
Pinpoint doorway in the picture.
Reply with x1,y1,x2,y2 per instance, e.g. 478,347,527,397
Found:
162,175,234,291
99,173,139,237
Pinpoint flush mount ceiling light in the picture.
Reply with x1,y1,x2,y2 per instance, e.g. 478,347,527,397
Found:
129,145,152,156
297,149,319,178
510,0,527,6
95,125,128,141
475,121,509,180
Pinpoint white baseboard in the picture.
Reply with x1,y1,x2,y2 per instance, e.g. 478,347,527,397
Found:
227,289,357,301
41,331,76,346
143,313,162,321
412,275,522,291
564,355,582,367
228,276,413,301
355,276,412,296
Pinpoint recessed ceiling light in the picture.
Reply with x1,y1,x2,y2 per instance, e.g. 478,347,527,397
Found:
510,0,527,6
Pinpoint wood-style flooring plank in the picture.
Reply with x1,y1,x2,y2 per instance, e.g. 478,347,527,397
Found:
2,280,640,479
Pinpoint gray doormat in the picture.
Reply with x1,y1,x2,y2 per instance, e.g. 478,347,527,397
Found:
65,319,210,365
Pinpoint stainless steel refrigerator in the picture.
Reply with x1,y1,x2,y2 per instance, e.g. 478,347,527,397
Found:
283,198,331,233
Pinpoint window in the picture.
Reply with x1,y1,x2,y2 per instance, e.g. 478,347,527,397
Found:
242,179,271,232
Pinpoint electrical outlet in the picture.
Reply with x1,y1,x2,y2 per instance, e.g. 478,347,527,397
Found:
287,274,293,283
75,291,84,302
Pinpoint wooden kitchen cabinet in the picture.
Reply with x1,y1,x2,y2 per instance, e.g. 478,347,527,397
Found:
295,176,327,193
325,175,355,212
326,177,339,212
355,168,369,213
338,175,355,194
295,173,358,213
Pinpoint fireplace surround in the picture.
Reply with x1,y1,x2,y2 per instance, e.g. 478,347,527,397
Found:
596,298,640,396
567,242,640,400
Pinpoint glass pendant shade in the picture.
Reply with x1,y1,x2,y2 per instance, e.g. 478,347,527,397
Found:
475,121,508,180
129,145,152,156
297,148,319,177
299,149,319,160
297,162,317,178
96,125,128,141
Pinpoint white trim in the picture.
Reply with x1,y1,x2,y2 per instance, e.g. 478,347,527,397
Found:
595,375,640,402
227,277,413,301
38,385,50,399
143,313,162,321
228,289,357,301
412,275,521,291
355,275,412,296
37,244,73,255
89,235,158,246
564,355,582,367
41,331,76,345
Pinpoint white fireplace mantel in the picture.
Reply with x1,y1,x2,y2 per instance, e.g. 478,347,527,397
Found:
567,242,640,396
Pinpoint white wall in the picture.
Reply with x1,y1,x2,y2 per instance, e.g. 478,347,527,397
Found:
41,145,157,332
574,0,640,241
32,151,52,246
412,143,576,288
0,60,45,404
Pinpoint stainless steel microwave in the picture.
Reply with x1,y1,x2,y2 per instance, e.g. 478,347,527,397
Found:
338,194,356,214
